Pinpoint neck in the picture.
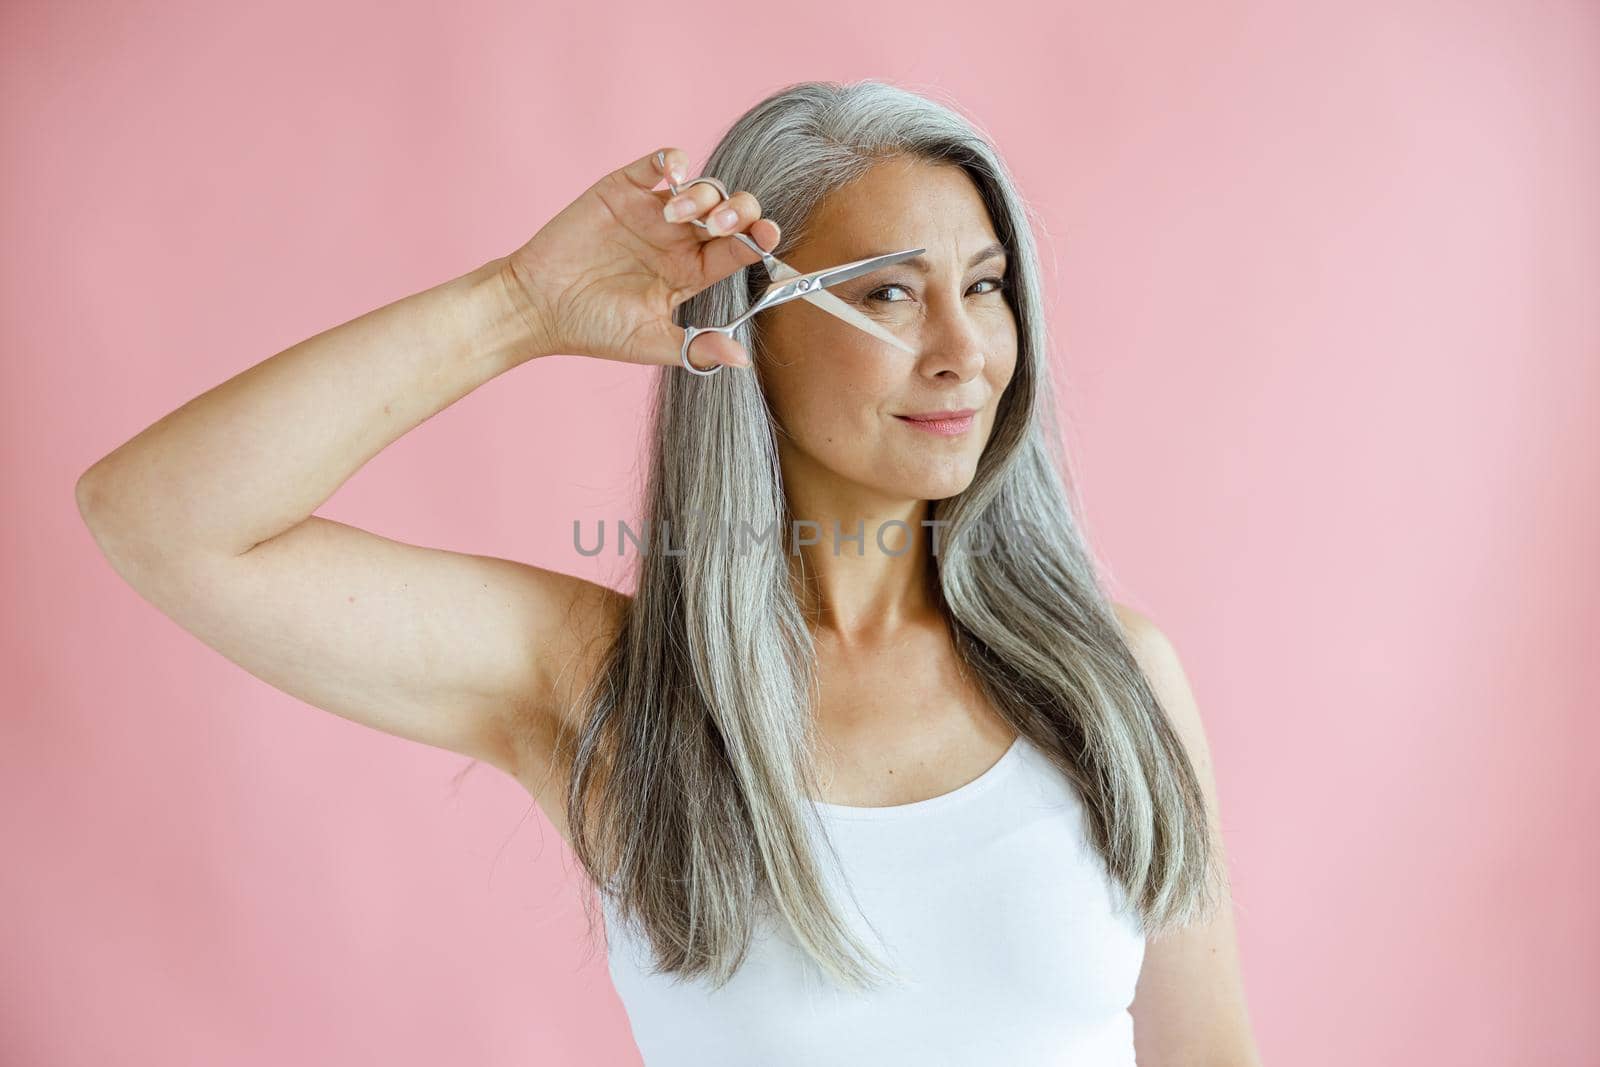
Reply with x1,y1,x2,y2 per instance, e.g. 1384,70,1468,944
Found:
785,486,943,643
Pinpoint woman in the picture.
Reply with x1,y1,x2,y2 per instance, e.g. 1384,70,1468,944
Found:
75,80,1262,1064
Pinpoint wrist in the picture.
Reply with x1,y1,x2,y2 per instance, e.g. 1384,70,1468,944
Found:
462,255,558,368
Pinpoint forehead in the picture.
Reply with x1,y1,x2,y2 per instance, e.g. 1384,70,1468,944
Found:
793,157,1001,267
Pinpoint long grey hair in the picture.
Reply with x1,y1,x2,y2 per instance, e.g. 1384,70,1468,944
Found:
561,79,1223,992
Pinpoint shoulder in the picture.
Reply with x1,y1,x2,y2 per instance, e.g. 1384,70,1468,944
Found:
1109,601,1212,770
1110,601,1181,688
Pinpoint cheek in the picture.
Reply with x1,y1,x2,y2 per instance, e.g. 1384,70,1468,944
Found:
758,317,899,438
758,352,853,446
987,317,1021,389
771,366,886,445
991,347,1020,391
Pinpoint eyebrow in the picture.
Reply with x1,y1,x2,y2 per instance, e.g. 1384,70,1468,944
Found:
868,241,1008,273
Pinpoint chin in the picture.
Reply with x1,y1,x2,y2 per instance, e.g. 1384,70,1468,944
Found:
883,462,980,504
920,477,978,502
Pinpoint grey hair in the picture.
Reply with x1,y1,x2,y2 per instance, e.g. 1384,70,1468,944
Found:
561,78,1224,992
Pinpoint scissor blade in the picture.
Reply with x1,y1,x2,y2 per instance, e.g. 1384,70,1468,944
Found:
801,287,916,353
764,247,926,303
763,255,916,353
811,247,926,289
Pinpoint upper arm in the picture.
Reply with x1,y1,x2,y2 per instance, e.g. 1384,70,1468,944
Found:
1113,602,1264,1067
81,504,624,783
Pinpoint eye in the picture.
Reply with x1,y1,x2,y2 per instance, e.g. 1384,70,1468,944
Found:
865,276,1010,303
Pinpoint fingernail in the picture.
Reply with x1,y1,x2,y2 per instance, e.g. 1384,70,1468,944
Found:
657,151,686,185
664,197,691,221
711,208,738,232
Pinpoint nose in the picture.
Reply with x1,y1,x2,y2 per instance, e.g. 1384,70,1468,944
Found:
914,294,989,383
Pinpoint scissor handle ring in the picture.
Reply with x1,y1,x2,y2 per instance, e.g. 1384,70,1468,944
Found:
679,325,729,376
669,176,737,242
680,176,729,200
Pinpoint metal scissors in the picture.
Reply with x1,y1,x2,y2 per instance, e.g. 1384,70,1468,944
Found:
659,161,924,376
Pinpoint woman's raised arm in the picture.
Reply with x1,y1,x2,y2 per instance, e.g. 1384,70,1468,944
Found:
73,145,779,788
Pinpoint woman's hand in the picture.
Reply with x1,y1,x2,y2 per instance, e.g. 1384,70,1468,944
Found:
501,145,780,372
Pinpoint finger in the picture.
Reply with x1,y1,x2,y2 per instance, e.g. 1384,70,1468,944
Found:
622,145,689,191
682,329,750,371
699,215,781,284
661,181,730,226
699,189,759,238
642,317,750,372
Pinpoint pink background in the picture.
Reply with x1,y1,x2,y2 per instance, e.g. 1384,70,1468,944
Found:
5,1,1596,1064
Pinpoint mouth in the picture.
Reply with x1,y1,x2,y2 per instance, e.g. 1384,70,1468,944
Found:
893,407,979,437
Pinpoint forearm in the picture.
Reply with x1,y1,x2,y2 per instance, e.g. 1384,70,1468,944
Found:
77,255,546,562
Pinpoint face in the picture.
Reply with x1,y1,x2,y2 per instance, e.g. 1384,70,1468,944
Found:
757,158,1019,517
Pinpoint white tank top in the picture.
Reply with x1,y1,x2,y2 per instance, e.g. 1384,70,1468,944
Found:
600,734,1147,1065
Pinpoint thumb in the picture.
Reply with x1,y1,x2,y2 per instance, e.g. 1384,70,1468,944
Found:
678,327,750,372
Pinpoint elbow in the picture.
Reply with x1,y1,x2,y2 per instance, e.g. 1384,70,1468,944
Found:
75,463,162,578
76,464,129,566
75,459,132,536
75,463,235,582
75,464,110,528
76,467,128,579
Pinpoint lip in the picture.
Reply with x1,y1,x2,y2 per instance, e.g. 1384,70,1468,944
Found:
894,407,980,437
898,408,979,421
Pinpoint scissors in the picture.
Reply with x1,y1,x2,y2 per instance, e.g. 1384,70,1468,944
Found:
659,160,924,376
